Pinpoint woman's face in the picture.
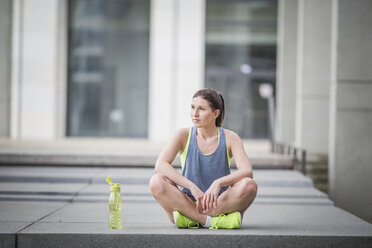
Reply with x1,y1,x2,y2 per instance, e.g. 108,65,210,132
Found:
191,96,220,128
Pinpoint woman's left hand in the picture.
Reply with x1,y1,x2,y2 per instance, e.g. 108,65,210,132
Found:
202,180,221,211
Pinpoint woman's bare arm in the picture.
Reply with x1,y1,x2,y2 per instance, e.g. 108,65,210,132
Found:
154,129,200,192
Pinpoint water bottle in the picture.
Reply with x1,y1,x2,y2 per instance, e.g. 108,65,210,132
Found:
106,175,122,229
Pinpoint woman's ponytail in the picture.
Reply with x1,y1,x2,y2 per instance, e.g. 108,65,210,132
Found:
216,93,225,127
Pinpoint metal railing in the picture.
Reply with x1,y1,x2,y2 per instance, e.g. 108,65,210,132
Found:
273,142,307,175
257,83,307,175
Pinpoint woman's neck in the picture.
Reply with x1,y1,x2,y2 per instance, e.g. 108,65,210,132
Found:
196,125,218,140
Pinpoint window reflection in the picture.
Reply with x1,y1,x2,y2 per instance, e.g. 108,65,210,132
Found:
205,0,277,139
67,0,150,137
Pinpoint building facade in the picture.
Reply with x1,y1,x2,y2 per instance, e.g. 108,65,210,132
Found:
1,0,277,141
0,0,371,221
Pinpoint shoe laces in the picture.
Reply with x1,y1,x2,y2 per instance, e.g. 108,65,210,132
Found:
210,214,227,229
176,211,199,229
188,220,199,229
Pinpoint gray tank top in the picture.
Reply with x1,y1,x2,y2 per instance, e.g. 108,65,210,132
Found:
180,126,231,201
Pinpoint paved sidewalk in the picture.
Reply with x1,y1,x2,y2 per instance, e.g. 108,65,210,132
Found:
0,166,371,248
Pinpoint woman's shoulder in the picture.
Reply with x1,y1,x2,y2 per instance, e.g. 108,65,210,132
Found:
222,128,242,144
173,127,192,152
222,128,239,138
173,127,192,142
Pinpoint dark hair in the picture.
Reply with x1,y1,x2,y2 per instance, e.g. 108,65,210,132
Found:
193,88,225,127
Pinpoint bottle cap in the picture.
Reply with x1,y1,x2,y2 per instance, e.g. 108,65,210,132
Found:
106,175,121,192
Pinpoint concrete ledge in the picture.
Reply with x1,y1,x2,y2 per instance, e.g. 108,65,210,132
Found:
0,221,31,248
16,233,372,248
0,152,295,169
0,138,294,169
0,234,14,248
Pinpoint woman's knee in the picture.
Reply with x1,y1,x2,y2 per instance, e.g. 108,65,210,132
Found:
149,174,168,196
238,178,258,199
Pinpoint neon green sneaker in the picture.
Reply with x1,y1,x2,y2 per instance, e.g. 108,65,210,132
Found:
210,212,241,229
173,211,200,229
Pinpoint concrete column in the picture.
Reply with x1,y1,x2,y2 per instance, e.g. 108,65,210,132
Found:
329,0,372,220
276,0,298,143
149,0,205,140
0,0,12,137
11,0,66,140
148,0,177,141
295,0,332,153
175,0,205,129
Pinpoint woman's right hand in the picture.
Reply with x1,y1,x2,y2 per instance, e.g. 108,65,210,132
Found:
190,185,204,213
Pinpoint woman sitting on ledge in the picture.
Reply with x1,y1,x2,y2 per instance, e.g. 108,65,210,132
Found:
149,88,258,229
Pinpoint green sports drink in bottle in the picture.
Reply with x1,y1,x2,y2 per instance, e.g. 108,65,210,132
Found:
106,175,122,229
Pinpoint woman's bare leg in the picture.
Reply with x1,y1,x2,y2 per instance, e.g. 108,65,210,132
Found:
201,177,258,217
149,174,207,225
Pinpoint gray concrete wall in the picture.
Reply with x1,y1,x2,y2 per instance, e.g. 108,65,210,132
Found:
295,0,332,153
276,0,298,143
0,0,11,137
329,0,372,220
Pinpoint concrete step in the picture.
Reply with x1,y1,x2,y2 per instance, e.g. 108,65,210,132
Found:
314,183,329,194
306,158,329,194
0,138,295,169
0,168,314,188
308,173,328,184
0,152,296,169
306,164,328,174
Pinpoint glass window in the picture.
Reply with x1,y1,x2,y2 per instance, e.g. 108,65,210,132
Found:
205,0,277,139
67,0,150,137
